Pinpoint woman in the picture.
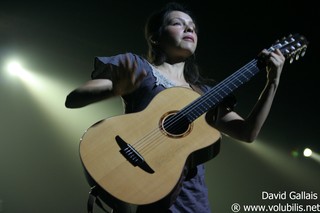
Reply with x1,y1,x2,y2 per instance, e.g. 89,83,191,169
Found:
65,2,285,213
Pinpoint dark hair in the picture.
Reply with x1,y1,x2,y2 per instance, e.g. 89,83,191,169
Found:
144,2,210,86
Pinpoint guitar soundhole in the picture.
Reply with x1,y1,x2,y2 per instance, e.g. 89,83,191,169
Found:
160,111,192,138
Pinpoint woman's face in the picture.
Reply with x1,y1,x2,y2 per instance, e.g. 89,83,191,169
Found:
160,11,198,62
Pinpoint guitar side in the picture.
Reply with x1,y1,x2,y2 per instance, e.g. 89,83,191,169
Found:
79,87,221,205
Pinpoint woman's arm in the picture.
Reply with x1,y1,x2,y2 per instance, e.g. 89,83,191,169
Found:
211,49,286,142
65,54,146,108
65,79,115,108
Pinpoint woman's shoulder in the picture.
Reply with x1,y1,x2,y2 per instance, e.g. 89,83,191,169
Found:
94,52,147,64
92,52,152,79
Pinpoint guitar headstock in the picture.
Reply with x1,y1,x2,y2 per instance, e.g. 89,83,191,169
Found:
270,33,309,63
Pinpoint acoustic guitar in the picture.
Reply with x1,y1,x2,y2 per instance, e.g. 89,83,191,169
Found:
79,34,308,205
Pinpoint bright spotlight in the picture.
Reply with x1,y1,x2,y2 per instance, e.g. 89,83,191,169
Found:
303,148,312,157
5,60,41,87
6,61,24,76
303,148,320,164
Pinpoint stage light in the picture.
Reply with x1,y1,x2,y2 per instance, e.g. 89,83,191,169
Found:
6,61,23,76
303,148,312,157
3,56,123,151
237,140,320,190
5,60,41,87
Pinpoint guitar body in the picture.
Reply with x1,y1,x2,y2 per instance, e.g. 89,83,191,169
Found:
80,87,221,205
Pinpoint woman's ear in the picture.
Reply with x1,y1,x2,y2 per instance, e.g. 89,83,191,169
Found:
149,36,159,45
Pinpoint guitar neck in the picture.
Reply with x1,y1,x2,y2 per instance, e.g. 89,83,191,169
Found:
180,58,260,122
178,33,308,123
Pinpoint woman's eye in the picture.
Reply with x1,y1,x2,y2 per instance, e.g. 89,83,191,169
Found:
173,22,181,25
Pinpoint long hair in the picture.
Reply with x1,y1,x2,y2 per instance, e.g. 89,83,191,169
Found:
144,2,213,86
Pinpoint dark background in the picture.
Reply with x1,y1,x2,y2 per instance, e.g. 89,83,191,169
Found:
0,0,319,212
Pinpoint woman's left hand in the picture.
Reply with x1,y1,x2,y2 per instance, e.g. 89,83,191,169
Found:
260,49,286,84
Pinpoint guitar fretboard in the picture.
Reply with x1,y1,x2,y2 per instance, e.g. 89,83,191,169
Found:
179,59,260,122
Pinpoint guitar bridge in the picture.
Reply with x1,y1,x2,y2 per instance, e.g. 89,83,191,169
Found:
115,135,155,174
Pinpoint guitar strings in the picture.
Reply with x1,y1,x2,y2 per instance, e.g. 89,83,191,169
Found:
136,60,258,156
184,59,260,121
133,58,260,156
137,59,259,154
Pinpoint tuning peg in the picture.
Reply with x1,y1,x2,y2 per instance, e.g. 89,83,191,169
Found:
290,56,294,64
301,47,307,57
276,33,308,64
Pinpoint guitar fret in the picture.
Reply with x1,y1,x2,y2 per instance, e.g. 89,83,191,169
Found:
183,59,260,122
